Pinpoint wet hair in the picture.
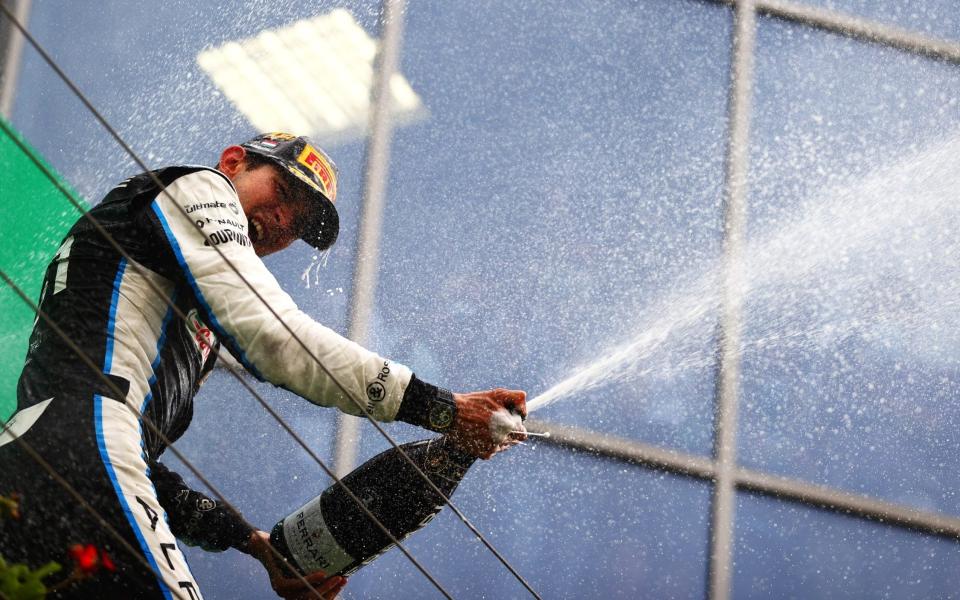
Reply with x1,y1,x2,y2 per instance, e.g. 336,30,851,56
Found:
241,151,313,208
241,151,276,171
241,152,305,196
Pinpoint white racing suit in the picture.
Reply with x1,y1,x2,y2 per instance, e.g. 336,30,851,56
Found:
0,166,443,599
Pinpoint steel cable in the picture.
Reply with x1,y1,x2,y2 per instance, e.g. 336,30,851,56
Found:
0,265,453,600
0,5,541,598
0,400,338,600
0,115,453,598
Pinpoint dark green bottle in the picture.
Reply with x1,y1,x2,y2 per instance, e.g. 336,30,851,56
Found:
269,436,476,576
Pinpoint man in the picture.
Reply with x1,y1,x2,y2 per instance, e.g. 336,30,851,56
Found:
0,132,527,599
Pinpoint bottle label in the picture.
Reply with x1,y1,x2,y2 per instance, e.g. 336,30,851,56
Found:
283,496,354,575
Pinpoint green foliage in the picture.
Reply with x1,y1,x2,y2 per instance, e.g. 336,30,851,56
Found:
0,555,61,600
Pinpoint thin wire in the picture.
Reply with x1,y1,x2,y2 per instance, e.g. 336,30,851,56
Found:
0,271,331,600
0,120,454,598
0,267,454,600
0,5,540,597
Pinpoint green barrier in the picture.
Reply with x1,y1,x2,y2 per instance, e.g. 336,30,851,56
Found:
0,118,87,421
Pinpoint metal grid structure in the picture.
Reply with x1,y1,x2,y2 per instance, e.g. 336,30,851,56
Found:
0,0,30,118
334,0,409,478
3,0,960,597
332,0,960,597
521,2,960,599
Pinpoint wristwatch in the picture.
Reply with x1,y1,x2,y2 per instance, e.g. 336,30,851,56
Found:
427,387,457,432
396,375,459,433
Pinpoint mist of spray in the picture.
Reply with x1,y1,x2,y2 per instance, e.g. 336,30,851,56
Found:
528,134,960,413
300,249,332,289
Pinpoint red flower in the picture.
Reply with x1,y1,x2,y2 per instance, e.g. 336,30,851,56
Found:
68,544,100,574
43,543,115,594
67,543,117,573
68,543,115,575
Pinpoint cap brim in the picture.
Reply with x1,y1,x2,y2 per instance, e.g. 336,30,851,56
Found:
302,195,339,251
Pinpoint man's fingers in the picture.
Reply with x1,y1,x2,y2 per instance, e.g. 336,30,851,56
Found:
272,576,305,597
467,437,496,460
304,572,346,593
451,387,529,459
493,388,528,419
274,571,346,599
291,578,345,600
508,389,528,419
310,574,347,597
328,576,348,596
509,429,528,442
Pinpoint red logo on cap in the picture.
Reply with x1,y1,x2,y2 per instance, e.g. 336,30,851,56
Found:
297,145,337,201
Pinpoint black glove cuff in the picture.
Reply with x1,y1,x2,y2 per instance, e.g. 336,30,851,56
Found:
396,374,457,433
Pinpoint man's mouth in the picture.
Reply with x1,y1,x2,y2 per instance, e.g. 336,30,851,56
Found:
250,218,264,244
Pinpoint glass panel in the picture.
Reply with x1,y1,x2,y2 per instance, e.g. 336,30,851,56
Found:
795,0,960,41
735,493,960,598
741,17,960,513
379,0,732,454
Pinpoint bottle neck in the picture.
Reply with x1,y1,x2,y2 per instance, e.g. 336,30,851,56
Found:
424,436,476,483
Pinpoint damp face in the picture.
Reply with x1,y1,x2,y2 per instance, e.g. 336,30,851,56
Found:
529,136,960,414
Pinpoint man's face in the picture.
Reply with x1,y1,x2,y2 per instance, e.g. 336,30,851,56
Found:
220,147,313,257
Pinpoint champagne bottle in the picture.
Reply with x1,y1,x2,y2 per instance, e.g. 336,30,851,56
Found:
269,436,476,576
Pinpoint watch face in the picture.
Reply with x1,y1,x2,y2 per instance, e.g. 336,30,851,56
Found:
429,403,454,430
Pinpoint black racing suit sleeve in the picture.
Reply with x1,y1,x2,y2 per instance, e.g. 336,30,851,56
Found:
148,461,253,553
395,374,454,432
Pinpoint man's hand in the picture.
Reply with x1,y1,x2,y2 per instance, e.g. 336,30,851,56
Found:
450,388,527,459
244,530,347,600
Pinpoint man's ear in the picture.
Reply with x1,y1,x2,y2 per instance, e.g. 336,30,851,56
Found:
218,145,247,177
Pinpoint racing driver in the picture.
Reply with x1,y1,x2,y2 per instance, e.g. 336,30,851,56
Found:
0,132,527,599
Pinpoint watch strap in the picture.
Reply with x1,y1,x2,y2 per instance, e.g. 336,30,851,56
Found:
396,375,458,433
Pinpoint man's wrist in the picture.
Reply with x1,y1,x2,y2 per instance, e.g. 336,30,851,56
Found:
396,375,457,433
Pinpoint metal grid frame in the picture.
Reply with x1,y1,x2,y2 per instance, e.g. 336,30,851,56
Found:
527,2,960,599
0,0,30,118
331,0,960,597
5,0,960,597
332,0,408,478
